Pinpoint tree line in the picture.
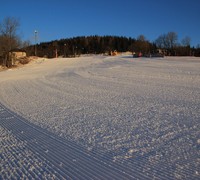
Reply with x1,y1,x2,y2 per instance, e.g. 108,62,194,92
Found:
1,17,200,66
26,33,199,58
26,36,138,58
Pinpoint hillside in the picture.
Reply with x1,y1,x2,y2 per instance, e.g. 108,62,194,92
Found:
0,55,200,179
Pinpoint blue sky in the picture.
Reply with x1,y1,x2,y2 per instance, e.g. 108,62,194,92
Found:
1,0,200,46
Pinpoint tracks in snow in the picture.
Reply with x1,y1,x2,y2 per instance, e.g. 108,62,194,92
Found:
0,103,137,179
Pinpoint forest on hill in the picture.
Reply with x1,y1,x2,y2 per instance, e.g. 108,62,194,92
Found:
26,35,147,58
25,34,200,58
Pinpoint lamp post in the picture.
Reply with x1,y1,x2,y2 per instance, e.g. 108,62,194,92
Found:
64,44,66,57
34,30,38,56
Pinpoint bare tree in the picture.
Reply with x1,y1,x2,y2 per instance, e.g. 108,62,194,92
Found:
0,17,20,66
181,36,191,47
21,40,31,49
155,34,166,49
155,32,178,55
167,32,178,49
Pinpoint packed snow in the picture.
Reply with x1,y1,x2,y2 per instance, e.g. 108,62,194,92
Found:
0,54,200,179
0,126,68,179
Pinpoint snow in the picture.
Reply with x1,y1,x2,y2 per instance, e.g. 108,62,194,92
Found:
0,126,66,179
0,55,200,179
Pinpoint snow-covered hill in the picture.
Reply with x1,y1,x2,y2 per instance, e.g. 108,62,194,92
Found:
1,55,200,179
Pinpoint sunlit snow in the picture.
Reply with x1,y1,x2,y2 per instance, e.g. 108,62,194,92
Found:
1,54,199,179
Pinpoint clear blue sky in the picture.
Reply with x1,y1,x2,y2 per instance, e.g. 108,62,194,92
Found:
1,0,200,46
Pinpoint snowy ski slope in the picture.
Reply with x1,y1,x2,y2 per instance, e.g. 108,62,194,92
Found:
0,55,200,179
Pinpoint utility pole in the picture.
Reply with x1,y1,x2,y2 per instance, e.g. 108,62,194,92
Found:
34,30,38,56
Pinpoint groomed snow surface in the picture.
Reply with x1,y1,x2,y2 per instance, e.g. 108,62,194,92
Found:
0,54,200,179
